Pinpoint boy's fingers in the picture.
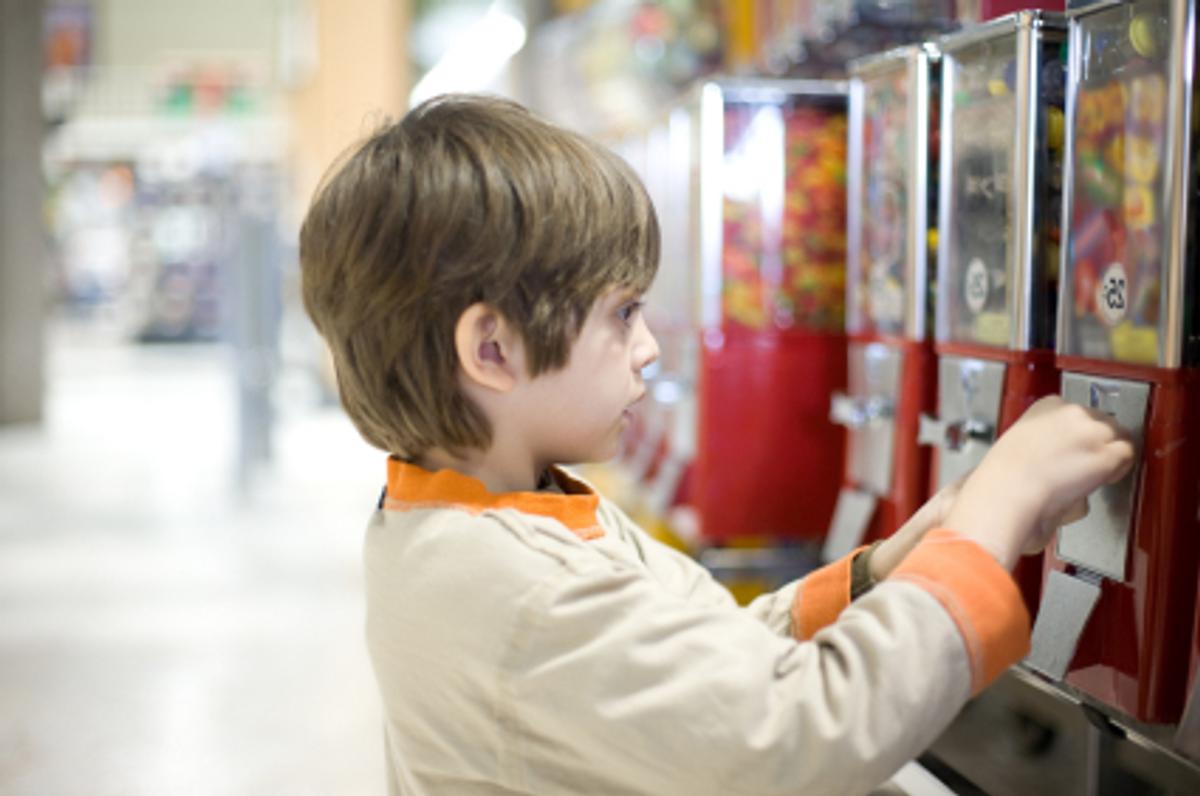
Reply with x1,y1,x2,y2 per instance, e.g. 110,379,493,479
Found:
1104,439,1136,484
1059,497,1089,525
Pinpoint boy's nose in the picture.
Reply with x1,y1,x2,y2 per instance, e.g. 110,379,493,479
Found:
632,317,660,372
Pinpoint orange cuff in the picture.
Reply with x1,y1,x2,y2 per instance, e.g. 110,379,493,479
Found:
890,529,1031,695
791,547,865,641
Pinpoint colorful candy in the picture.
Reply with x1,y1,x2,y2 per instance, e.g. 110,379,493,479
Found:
1064,13,1169,365
720,103,847,331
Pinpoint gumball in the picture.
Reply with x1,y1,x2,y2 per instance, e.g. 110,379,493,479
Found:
1078,152,1122,207
1123,184,1155,230
1073,209,1111,261
1124,134,1160,184
1041,57,1066,104
1076,87,1107,140
1129,72,1166,127
1074,258,1099,317
1129,13,1160,58
1046,107,1066,150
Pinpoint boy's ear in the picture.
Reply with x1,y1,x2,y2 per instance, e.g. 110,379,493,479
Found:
455,303,522,393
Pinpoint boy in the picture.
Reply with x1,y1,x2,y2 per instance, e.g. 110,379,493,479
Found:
299,94,1132,795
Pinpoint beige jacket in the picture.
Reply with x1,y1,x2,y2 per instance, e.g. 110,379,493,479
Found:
365,459,1029,795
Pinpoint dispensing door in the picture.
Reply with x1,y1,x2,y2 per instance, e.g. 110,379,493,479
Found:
832,342,902,496
922,356,1004,489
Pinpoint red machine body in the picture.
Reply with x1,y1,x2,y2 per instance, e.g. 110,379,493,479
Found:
691,79,850,543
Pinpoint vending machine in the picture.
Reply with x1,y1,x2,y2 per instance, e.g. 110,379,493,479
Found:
693,79,849,543
824,44,939,561
920,11,1069,611
1025,0,1200,725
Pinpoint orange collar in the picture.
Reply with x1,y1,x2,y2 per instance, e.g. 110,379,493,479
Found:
384,458,604,540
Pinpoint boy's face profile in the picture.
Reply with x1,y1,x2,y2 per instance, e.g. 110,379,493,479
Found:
512,286,660,470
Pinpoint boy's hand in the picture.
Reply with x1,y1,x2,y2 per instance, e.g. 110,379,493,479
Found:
868,478,963,582
943,395,1135,570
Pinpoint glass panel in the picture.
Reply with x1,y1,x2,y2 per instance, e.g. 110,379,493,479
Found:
942,36,1019,347
852,63,911,336
1061,0,1170,364
720,97,847,331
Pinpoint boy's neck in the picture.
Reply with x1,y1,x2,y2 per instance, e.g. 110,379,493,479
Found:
417,444,548,494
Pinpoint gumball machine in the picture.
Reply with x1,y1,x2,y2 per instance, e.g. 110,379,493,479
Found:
920,11,1069,613
823,45,939,561
692,79,849,543
1024,0,1200,725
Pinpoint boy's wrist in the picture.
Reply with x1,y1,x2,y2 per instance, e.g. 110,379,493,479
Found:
942,501,1023,571
851,540,883,599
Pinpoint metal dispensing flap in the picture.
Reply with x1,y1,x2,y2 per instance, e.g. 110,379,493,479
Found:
927,355,1006,489
1056,372,1150,581
823,488,878,563
846,45,935,340
1026,569,1103,680
835,342,903,496
698,79,849,334
1057,0,1194,368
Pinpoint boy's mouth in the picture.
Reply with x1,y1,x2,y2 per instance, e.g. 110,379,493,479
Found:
621,391,646,422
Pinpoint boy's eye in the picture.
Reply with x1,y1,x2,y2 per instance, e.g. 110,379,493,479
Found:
617,300,644,326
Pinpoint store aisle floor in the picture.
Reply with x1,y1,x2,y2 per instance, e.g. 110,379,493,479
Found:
0,328,386,795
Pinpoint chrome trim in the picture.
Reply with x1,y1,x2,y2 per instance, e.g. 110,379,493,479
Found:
715,77,849,101
937,9,1064,53
935,46,956,344
1011,17,1037,350
906,44,936,341
1055,14,1083,356
698,81,724,330
846,75,866,332
1163,0,1194,368
849,43,929,79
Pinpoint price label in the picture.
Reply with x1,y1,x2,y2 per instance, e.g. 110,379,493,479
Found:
1097,262,1129,326
964,257,990,314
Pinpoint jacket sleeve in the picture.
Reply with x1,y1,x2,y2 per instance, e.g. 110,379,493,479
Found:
596,497,865,639
496,526,1030,796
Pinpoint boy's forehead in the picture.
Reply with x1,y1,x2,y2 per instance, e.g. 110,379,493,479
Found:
601,284,641,302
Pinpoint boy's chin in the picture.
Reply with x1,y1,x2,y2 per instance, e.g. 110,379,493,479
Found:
549,441,621,467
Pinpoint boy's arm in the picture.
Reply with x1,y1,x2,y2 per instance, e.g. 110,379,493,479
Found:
503,525,1025,796
599,481,959,639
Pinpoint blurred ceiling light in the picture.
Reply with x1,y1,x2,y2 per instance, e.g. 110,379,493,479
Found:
408,2,527,108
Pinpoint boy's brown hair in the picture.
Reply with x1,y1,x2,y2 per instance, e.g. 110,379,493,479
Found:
299,94,660,458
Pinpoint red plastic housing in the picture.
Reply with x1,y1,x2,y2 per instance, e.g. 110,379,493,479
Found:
1043,358,1200,723
694,327,846,542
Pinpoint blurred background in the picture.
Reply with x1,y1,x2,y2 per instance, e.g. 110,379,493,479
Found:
0,3,876,793
4,1,1198,794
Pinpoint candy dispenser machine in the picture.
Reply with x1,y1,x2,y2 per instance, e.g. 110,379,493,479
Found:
693,79,849,543
921,11,1069,612
1025,0,1200,725
823,45,939,561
